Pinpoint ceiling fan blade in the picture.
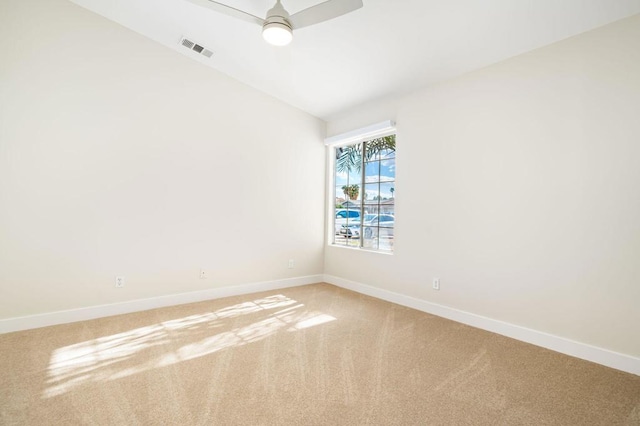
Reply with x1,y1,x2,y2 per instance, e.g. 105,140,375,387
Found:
289,0,363,29
184,0,264,26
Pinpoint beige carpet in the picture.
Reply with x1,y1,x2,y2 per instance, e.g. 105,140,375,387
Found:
1,283,639,425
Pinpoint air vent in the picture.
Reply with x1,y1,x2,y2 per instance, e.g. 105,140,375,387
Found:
180,37,214,59
181,38,195,49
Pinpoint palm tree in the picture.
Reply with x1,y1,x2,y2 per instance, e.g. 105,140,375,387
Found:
335,135,395,174
341,184,359,200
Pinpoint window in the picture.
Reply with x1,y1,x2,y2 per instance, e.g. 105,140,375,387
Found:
332,134,396,252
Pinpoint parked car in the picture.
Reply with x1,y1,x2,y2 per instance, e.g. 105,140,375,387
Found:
335,209,361,234
340,214,394,238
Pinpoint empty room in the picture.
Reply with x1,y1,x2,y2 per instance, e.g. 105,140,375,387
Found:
1,0,639,424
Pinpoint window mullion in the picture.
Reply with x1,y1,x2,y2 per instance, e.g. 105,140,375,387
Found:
360,141,367,248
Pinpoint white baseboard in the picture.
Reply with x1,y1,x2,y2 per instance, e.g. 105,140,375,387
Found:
0,275,324,334
323,274,640,377
4,273,637,376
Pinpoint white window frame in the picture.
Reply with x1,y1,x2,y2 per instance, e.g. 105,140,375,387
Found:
325,120,396,252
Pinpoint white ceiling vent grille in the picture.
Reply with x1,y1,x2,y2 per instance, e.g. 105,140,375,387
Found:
180,37,214,58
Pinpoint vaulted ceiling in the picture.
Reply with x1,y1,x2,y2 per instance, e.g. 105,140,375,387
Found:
70,0,640,120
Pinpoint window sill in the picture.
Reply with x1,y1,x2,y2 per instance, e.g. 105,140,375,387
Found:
328,242,394,255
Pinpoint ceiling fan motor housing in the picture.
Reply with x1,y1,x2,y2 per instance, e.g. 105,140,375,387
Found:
262,1,293,46
266,0,291,23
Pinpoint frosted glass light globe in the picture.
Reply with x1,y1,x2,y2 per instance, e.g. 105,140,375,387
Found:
262,22,292,46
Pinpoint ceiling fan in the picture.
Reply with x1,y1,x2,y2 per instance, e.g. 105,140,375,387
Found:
186,0,363,46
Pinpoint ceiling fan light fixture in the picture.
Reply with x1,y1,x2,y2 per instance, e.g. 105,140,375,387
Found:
188,0,364,46
262,20,293,46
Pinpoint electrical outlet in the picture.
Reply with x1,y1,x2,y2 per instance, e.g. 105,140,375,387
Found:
288,259,295,269
115,276,125,288
432,277,440,291
199,269,207,279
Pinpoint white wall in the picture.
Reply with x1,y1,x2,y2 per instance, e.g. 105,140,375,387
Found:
2,0,638,363
0,0,326,319
326,15,640,357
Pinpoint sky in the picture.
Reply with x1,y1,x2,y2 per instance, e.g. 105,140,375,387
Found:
335,156,395,201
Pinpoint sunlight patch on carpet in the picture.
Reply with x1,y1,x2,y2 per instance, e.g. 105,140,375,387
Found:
290,314,336,330
43,294,335,398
